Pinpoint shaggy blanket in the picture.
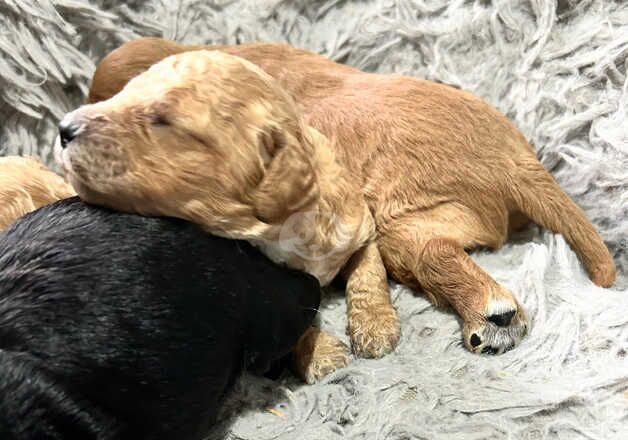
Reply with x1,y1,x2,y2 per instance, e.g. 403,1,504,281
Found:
0,0,626,439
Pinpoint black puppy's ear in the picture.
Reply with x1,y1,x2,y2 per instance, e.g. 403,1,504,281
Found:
0,351,119,440
244,272,321,375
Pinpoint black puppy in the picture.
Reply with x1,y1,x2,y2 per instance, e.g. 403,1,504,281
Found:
0,197,320,440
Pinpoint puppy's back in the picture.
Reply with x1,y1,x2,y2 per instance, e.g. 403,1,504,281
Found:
88,38,190,104
0,350,120,440
0,197,320,439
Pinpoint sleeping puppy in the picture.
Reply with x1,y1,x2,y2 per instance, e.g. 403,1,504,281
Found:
0,197,320,439
55,50,376,382
58,38,615,366
0,156,75,230
83,38,619,350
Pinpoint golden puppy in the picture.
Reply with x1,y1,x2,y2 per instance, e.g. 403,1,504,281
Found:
60,38,615,372
0,156,75,231
56,51,377,382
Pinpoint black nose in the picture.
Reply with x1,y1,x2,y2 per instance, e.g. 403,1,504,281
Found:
59,121,81,148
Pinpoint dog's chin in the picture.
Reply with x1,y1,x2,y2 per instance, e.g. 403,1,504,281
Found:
67,176,120,212
65,170,141,215
55,152,100,206
55,147,136,213
66,175,91,200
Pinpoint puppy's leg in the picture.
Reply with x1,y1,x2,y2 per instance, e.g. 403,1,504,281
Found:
510,158,615,287
341,242,400,358
292,326,350,384
415,236,528,354
378,213,528,354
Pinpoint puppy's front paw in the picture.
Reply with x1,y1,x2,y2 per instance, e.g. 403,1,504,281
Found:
348,304,400,358
463,298,529,355
292,327,350,384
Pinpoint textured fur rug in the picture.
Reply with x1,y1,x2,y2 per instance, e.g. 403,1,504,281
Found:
0,1,626,439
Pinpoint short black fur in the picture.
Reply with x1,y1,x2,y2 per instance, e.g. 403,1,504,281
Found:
0,197,320,440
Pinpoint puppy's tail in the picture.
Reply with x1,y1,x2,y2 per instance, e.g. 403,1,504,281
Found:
507,158,615,287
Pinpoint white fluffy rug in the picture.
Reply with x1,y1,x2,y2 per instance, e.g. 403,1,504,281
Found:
0,1,626,439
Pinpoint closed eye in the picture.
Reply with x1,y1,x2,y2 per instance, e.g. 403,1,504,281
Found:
151,112,170,126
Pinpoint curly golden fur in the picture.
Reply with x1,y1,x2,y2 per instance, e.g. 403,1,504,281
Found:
57,50,377,382
0,156,75,231
59,38,615,379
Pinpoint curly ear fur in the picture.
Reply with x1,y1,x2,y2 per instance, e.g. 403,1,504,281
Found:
251,126,319,224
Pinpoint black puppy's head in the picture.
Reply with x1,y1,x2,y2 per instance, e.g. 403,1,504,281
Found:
243,269,320,374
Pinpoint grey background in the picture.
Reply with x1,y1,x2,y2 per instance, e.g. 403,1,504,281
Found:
0,1,626,439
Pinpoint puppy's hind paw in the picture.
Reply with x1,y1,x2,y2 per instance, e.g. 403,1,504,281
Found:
463,299,529,355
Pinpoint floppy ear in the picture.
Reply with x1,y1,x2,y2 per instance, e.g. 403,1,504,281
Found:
250,126,320,224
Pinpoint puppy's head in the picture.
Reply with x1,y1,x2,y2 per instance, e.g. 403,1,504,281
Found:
56,50,318,239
